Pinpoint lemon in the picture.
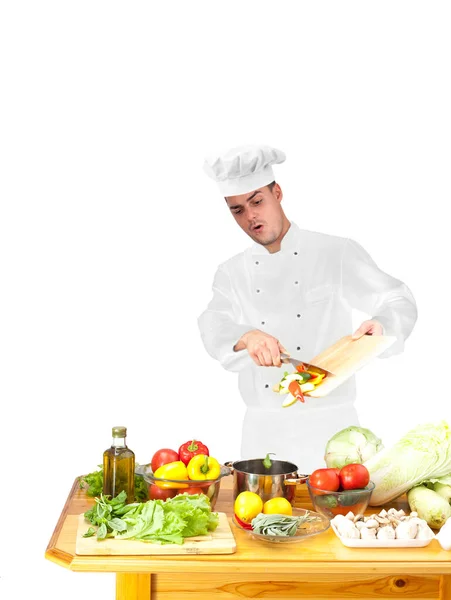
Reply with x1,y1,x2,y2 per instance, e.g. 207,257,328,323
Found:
262,496,293,516
234,491,264,523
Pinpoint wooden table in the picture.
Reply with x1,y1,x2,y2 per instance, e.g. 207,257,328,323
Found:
46,475,451,600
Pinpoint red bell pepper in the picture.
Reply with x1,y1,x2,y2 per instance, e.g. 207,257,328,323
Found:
178,439,210,466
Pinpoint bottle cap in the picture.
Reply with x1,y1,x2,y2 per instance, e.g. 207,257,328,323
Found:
112,426,127,438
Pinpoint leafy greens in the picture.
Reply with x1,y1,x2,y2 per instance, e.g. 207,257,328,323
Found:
83,490,219,545
364,420,451,505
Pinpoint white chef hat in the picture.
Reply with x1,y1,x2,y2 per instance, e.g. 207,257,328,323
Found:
203,144,286,196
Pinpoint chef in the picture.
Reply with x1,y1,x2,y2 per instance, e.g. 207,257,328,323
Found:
198,144,417,473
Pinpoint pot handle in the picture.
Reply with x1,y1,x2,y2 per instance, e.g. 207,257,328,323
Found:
223,460,234,473
284,473,309,486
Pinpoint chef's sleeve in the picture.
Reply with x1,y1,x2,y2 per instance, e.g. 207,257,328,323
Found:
341,238,418,357
198,264,254,372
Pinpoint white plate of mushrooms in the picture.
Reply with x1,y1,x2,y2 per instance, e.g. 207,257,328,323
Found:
331,508,435,547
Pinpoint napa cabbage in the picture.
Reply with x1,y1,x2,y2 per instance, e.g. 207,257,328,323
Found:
363,421,451,505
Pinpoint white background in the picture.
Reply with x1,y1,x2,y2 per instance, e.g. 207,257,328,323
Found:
1,1,450,598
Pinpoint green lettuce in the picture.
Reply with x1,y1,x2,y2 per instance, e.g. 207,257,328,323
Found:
363,421,451,505
117,494,219,544
84,491,219,545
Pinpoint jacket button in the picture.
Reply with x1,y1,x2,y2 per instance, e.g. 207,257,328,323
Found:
265,384,269,388
256,289,261,293
297,346,301,350
294,281,299,285
294,252,298,255
261,321,266,325
255,261,259,265
297,314,301,318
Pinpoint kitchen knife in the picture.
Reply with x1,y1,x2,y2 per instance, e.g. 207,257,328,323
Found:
280,353,335,377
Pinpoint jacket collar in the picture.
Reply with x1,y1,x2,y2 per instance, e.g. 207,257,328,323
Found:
251,221,301,255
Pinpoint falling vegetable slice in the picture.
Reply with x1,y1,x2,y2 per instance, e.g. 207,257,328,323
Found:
288,380,305,403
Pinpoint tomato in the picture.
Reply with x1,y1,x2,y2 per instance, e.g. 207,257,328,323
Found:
339,463,370,490
178,487,205,495
150,448,179,473
148,484,176,500
309,468,340,493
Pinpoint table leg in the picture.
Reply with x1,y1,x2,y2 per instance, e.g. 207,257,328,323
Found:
440,575,451,600
116,573,151,600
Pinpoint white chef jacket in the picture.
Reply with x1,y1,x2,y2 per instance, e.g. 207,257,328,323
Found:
198,222,417,473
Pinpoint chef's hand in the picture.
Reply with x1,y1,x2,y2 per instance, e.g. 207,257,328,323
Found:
352,319,384,339
233,329,288,367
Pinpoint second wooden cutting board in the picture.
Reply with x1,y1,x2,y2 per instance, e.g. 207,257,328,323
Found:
306,334,396,398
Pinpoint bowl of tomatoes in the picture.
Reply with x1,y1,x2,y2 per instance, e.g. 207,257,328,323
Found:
306,464,375,519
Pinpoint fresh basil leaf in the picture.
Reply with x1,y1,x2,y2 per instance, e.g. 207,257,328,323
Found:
97,523,108,540
108,518,127,532
83,527,96,538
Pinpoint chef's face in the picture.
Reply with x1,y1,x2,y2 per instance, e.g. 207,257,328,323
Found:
225,183,287,250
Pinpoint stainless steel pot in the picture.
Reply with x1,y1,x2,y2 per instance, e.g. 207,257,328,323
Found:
225,458,308,505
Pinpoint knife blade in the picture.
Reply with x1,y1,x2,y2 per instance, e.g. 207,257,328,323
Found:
280,353,335,377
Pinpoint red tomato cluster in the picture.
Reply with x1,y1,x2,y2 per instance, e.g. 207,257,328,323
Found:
309,463,370,493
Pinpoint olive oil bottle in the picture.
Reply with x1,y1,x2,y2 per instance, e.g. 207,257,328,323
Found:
103,426,135,503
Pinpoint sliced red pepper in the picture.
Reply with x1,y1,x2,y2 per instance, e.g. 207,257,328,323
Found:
234,513,253,530
295,363,307,373
288,380,305,403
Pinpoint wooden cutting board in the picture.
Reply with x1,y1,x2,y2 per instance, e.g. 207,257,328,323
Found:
75,512,236,555
306,334,396,398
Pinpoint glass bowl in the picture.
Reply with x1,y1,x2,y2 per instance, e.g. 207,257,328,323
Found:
135,463,231,510
232,507,330,543
306,479,375,519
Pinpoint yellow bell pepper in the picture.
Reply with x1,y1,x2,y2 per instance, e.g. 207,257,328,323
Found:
187,454,221,481
154,461,189,489
307,371,325,385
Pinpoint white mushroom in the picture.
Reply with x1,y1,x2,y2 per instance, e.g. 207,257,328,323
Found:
377,525,396,540
345,512,355,520
355,521,367,530
378,509,388,517
334,517,360,539
395,520,418,540
411,518,434,541
364,518,379,529
360,526,377,539
375,515,390,525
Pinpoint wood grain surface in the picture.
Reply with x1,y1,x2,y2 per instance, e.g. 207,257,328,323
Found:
307,334,396,397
